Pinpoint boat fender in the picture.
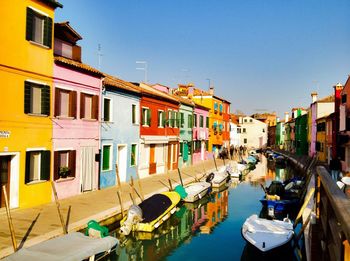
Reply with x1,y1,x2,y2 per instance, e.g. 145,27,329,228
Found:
86,220,109,238
174,185,188,199
206,173,215,183
120,205,143,236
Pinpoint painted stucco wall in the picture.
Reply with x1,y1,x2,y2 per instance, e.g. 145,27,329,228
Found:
239,117,268,149
178,103,193,168
0,0,56,208
53,64,101,199
230,122,240,147
192,106,210,164
100,89,140,187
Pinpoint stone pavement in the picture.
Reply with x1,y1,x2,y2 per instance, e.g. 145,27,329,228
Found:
0,158,226,258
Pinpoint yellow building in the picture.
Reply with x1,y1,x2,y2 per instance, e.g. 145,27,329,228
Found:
0,0,62,208
316,117,327,162
176,84,226,155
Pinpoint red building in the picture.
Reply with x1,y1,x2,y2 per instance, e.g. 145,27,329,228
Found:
137,83,180,177
222,100,231,148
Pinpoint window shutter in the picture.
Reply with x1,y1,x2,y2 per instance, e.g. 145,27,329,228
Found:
43,16,52,48
53,151,59,180
92,95,99,120
69,91,77,118
25,152,30,183
147,109,151,126
24,81,31,114
54,88,60,117
26,8,34,41
41,150,51,181
41,85,50,116
69,150,76,177
80,93,85,119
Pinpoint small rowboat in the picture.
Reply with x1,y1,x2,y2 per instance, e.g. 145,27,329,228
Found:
242,214,294,252
182,181,211,202
120,191,181,236
211,166,231,188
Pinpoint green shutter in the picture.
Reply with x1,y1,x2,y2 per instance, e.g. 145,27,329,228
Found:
24,81,31,114
26,8,34,41
131,145,136,166
147,109,151,126
25,152,30,183
43,16,52,48
102,146,110,171
183,143,189,161
41,85,50,116
206,117,209,128
41,150,51,181
188,115,192,128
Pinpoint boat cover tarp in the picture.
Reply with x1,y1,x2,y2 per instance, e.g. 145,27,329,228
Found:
4,232,118,261
139,193,172,223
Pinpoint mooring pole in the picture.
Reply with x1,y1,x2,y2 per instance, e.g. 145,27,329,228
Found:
213,153,218,171
115,164,125,218
135,168,144,201
2,185,17,251
177,168,184,186
51,182,67,234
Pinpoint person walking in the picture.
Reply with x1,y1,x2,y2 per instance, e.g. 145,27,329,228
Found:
330,157,342,181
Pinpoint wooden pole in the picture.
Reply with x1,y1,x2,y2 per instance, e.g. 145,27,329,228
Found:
168,178,173,191
177,168,184,186
130,177,136,202
213,153,218,171
129,177,142,202
51,182,67,234
129,193,135,205
135,168,144,201
2,185,17,251
115,164,125,218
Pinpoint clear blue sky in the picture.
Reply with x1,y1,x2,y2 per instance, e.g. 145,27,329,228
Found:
55,0,350,118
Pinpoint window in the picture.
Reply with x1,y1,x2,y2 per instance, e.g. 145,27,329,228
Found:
249,119,253,122
142,107,151,126
188,114,193,128
180,112,184,128
174,111,178,128
243,128,246,133
206,116,209,128
103,98,111,122
237,128,241,133
132,104,137,124
26,8,52,48
131,144,137,166
219,104,223,114
317,122,326,132
205,140,209,150
244,119,247,123
158,110,165,127
80,93,98,120
53,150,76,180
25,150,50,183
102,145,112,171
214,102,218,113
193,114,197,128
54,88,77,118
262,128,265,133
188,141,192,155
24,81,50,116
342,94,347,104
199,115,204,128
167,110,173,127
244,138,247,144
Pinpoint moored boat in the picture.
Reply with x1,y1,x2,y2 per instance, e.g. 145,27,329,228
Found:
120,191,181,236
241,214,294,252
211,165,231,188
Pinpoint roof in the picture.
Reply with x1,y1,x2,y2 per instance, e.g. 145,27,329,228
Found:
103,74,141,94
55,22,82,44
136,83,179,104
174,95,194,107
38,0,63,8
54,56,104,77
317,94,335,103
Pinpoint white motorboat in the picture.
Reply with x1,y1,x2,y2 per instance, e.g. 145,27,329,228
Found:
226,165,241,178
211,166,230,188
183,181,211,202
241,214,294,252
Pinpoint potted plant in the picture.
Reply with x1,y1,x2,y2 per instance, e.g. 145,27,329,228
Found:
59,166,70,178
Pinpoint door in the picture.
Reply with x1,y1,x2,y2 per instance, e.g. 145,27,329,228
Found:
149,144,156,174
172,143,177,169
0,156,11,208
81,147,95,192
183,143,189,162
117,145,127,182
167,143,172,170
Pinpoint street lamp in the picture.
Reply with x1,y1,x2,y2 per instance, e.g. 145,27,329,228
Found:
136,61,148,83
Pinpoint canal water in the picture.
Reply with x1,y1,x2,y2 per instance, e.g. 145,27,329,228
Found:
107,156,300,261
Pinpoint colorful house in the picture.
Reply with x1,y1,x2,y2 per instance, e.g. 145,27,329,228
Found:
100,75,141,187
238,116,268,149
339,79,350,172
53,22,103,198
316,116,327,162
192,103,210,164
326,113,334,165
275,119,285,149
295,114,308,156
229,114,240,148
222,100,231,148
0,0,61,208
138,83,180,178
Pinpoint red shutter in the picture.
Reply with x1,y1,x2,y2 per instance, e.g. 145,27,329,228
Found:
69,150,76,178
92,95,99,120
69,91,77,118
54,151,59,180
54,88,60,117
80,93,85,119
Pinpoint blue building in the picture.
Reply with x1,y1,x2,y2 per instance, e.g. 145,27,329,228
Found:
100,75,141,188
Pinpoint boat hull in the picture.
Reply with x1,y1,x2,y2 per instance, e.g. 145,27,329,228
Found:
183,181,211,202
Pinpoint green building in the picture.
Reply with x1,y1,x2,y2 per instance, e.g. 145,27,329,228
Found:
295,114,308,156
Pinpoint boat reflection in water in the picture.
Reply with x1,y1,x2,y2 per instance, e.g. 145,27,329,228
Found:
112,189,229,261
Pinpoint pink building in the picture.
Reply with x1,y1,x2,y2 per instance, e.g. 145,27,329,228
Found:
192,103,210,164
52,22,103,199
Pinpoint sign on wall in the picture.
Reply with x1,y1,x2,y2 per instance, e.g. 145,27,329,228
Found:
0,131,10,138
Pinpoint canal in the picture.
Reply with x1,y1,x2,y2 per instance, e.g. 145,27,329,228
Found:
106,156,300,261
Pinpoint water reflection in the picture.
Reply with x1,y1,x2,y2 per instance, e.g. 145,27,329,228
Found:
112,189,229,261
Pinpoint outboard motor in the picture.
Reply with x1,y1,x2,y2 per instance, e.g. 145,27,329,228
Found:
206,172,215,183
120,205,143,236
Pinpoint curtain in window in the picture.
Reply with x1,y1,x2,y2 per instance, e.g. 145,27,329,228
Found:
81,147,94,191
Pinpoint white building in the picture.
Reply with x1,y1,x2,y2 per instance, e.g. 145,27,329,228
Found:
230,121,240,147
238,116,268,149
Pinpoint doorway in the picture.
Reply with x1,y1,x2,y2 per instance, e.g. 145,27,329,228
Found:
117,145,127,182
0,156,11,208
81,147,95,192
149,144,156,174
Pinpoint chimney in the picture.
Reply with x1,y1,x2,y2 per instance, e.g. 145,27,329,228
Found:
285,112,289,122
311,92,318,103
209,86,214,95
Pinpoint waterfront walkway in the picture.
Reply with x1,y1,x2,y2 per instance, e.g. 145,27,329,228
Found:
0,158,225,258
